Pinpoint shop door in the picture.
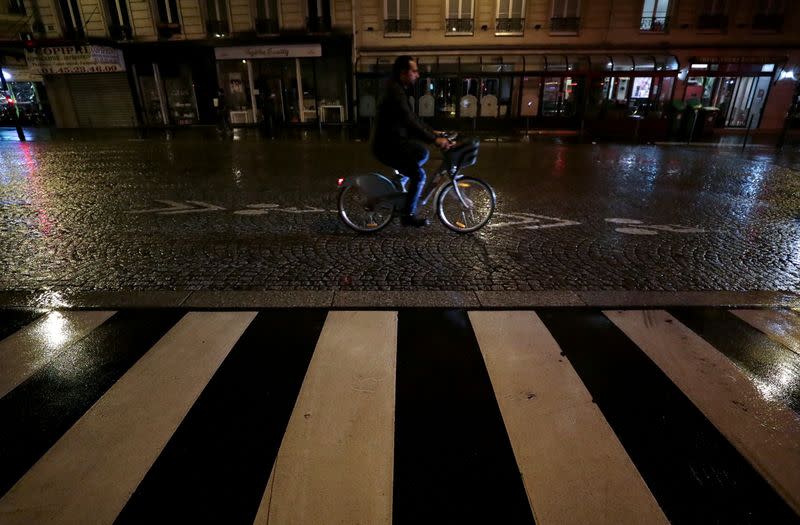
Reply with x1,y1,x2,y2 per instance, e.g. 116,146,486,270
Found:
725,76,771,128
67,73,137,127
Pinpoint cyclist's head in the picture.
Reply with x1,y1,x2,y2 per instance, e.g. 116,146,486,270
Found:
393,55,419,86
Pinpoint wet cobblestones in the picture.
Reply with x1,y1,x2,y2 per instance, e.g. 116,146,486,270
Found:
1,138,798,292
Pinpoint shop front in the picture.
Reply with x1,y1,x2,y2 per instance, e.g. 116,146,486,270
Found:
26,45,137,128
682,57,784,130
1,59,53,126
124,43,216,127
355,53,679,138
214,41,351,128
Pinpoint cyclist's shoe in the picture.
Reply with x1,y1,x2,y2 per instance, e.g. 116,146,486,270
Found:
400,214,429,227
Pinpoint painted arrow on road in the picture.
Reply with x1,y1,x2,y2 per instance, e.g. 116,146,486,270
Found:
126,200,226,215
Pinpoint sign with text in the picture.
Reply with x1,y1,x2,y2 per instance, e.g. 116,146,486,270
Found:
214,44,322,60
26,46,126,75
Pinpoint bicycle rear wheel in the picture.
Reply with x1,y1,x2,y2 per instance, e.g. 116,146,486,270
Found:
436,177,495,233
338,182,396,232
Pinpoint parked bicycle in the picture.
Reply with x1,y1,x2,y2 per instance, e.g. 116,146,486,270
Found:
337,134,496,233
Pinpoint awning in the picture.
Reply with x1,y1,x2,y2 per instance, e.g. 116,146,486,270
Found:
356,54,679,74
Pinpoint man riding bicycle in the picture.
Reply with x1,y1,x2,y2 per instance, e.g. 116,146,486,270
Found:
372,55,452,227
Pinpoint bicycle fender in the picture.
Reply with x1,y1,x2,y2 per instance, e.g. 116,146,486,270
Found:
341,173,397,198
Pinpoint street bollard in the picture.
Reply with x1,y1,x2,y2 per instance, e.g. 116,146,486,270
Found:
742,114,755,152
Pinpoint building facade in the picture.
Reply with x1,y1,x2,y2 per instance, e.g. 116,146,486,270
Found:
1,0,799,136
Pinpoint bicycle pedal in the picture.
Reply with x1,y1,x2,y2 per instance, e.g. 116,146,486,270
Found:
455,221,467,229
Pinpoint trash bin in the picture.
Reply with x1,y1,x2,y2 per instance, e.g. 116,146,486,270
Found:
682,101,703,141
691,106,720,140
666,100,686,140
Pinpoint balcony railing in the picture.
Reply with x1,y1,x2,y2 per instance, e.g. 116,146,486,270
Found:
550,16,579,32
445,18,473,34
255,17,278,34
697,13,727,30
306,16,331,32
752,13,782,31
108,24,132,40
62,27,86,40
206,19,228,36
156,21,181,37
495,17,524,34
384,18,411,33
640,16,669,32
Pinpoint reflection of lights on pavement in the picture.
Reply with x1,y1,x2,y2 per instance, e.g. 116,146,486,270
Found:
755,364,799,403
34,291,71,309
37,311,69,347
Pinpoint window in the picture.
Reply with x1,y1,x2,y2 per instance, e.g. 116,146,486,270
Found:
8,0,26,15
107,0,132,38
256,0,279,33
446,0,474,34
496,0,524,34
58,0,84,38
307,0,331,32
206,0,229,35
551,0,579,33
156,0,180,25
698,0,727,30
641,0,670,32
385,0,411,34
753,0,784,30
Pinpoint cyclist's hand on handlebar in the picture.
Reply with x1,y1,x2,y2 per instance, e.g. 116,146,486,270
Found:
435,137,453,150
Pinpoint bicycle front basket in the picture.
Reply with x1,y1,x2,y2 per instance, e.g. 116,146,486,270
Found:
447,138,480,170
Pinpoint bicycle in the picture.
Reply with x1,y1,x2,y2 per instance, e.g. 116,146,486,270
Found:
337,134,496,233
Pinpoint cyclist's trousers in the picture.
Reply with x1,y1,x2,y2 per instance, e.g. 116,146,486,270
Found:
374,140,429,216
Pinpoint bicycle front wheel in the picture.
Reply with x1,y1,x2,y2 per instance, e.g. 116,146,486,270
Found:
436,177,496,233
338,182,396,233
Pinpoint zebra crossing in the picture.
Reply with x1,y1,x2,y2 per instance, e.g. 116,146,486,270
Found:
0,307,798,524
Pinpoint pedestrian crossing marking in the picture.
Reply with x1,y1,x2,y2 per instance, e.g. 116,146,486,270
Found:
0,307,797,523
470,311,668,525
0,310,115,398
732,309,800,357
255,311,396,525
0,311,256,525
605,309,800,516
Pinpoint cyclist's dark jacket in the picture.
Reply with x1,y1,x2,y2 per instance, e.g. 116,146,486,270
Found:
372,78,436,155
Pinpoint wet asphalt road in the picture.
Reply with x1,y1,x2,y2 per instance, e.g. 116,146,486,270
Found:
0,134,798,293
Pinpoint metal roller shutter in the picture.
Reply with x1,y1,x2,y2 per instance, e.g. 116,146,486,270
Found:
66,73,137,128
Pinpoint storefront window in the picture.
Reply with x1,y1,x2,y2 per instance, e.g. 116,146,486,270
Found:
218,60,252,123
629,77,652,114
138,74,164,125
541,77,561,116
315,56,347,123
162,64,198,125
520,77,540,117
300,58,317,122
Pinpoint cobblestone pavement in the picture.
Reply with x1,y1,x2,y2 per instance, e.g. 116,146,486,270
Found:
1,134,798,293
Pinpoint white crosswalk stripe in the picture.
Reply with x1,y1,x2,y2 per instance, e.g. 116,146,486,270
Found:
0,307,797,524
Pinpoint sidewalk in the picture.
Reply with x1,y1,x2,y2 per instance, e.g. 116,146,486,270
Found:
2,123,799,149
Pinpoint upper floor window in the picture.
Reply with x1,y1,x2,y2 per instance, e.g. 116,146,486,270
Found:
385,0,411,35
551,0,579,33
641,0,670,32
753,0,784,31
256,0,279,33
496,0,524,35
58,0,84,38
307,0,331,32
206,0,229,35
446,0,473,34
156,0,180,25
697,0,728,31
8,0,27,15
106,0,132,38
